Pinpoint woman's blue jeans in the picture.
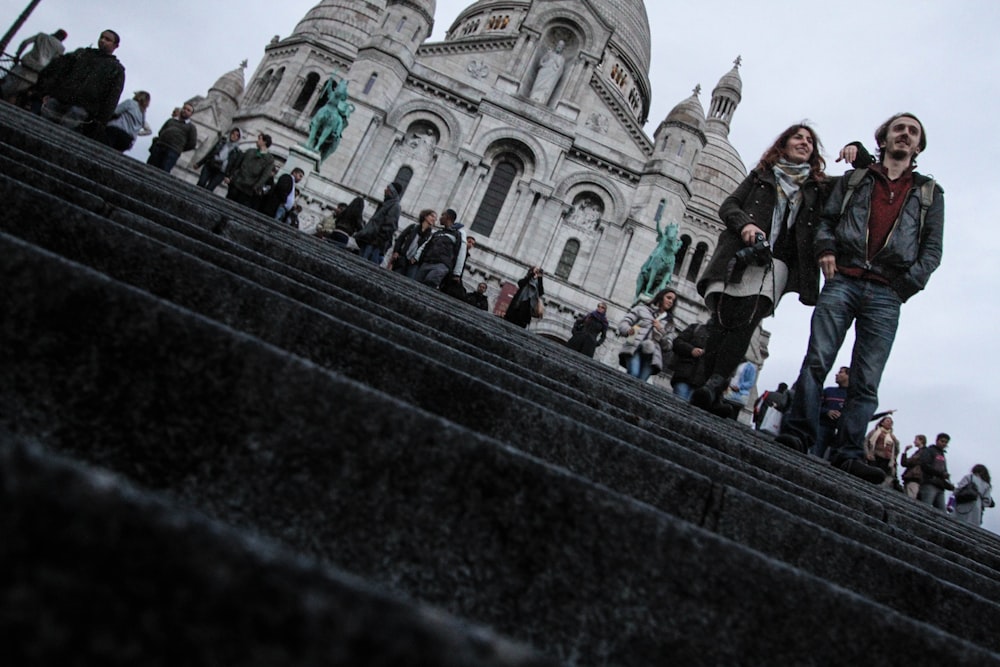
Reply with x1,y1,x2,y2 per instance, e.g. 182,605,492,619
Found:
626,352,654,382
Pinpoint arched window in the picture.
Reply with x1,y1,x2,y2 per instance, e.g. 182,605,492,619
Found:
673,235,692,276
470,160,517,236
555,239,580,280
396,16,407,32
363,72,378,95
393,166,413,195
263,67,284,103
686,242,708,282
677,138,686,157
292,72,320,111
250,69,273,104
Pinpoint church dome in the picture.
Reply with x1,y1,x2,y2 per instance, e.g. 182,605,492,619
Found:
388,0,436,25
689,133,746,214
664,86,705,134
592,0,651,75
208,61,247,105
291,1,384,54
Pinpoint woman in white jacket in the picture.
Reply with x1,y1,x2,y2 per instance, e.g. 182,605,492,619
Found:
953,464,995,527
617,289,676,382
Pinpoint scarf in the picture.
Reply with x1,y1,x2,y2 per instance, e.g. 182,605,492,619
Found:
770,160,811,248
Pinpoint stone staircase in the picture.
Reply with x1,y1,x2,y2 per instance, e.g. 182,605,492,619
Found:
2,103,998,666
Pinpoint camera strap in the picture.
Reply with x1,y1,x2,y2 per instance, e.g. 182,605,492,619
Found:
715,260,775,331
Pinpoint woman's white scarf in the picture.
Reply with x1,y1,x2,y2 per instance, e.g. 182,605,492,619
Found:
770,159,811,248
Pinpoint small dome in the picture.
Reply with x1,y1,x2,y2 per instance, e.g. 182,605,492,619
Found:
689,133,747,213
208,61,247,104
664,85,705,134
713,56,743,97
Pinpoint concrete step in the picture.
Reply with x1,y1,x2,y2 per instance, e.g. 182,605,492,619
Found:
0,436,557,667
3,152,1000,594
3,232,998,665
4,102,1000,664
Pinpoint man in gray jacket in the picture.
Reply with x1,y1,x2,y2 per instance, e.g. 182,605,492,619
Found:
776,113,944,484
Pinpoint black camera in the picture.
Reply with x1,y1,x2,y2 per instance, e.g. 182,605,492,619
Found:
734,232,772,268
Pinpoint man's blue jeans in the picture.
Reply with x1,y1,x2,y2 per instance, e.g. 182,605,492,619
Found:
672,382,694,401
781,275,901,462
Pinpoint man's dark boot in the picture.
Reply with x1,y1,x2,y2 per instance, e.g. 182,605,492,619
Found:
691,374,726,411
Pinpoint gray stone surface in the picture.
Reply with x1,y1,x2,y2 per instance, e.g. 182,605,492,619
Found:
0,438,557,667
3,104,1000,665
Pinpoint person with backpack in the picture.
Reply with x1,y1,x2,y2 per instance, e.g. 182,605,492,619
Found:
355,182,402,265
413,208,467,289
776,114,944,485
952,465,995,527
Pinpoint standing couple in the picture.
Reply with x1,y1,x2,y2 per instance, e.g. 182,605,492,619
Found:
689,114,944,484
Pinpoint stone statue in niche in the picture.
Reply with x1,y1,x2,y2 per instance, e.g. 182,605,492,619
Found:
568,197,602,229
405,127,437,161
529,39,565,103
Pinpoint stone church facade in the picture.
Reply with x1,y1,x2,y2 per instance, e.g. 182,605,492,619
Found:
177,0,772,377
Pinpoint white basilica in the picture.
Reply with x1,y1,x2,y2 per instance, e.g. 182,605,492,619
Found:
177,0,771,374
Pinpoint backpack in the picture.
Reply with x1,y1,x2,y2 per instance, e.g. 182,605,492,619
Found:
954,479,980,504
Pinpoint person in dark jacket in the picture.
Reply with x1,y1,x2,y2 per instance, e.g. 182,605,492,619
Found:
195,128,242,191
147,102,198,173
466,282,490,311
916,433,954,510
669,322,710,401
389,209,436,278
35,29,125,139
691,123,837,413
504,266,544,328
777,113,945,485
414,209,467,289
259,168,304,219
566,303,609,358
355,181,402,265
328,197,365,249
224,133,275,208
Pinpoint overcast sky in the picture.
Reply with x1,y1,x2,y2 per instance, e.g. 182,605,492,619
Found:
9,0,1000,532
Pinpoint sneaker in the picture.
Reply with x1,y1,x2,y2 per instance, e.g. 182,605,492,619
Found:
774,434,805,453
837,458,886,484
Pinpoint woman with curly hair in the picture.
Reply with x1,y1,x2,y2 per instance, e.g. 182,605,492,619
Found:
691,123,859,412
